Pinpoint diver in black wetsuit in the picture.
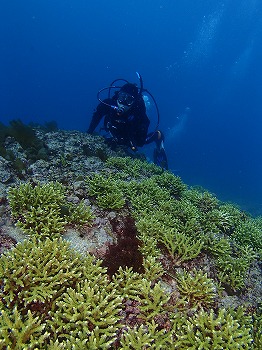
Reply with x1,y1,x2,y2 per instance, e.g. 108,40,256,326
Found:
87,74,168,170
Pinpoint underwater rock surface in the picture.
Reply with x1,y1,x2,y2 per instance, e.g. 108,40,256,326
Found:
0,127,261,349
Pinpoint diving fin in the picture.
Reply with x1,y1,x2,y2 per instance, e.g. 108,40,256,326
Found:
153,147,168,170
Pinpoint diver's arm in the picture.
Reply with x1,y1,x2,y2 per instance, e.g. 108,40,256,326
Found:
87,100,111,134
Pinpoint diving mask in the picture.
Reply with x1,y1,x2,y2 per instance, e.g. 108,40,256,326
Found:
117,92,135,106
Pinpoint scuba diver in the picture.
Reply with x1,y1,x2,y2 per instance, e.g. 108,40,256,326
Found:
87,73,168,170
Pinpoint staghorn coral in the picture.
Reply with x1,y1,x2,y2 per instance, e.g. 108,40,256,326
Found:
112,266,142,299
173,307,253,349
120,320,172,349
8,182,67,239
232,219,262,257
8,182,65,218
175,268,217,310
134,279,170,321
160,230,203,265
183,188,219,213
142,255,164,282
67,199,94,228
50,279,123,349
200,208,234,235
0,307,49,349
204,235,232,258
152,171,187,198
0,238,84,312
86,173,125,209
252,309,262,350
216,252,255,292
8,181,94,239
136,213,203,265
0,237,123,348
105,156,162,179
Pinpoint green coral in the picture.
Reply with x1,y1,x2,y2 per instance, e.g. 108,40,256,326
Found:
204,235,232,258
216,252,255,291
136,215,203,265
112,266,142,299
8,182,67,238
175,268,217,310
0,308,49,349
173,308,253,349
8,181,94,239
67,199,94,228
160,230,203,264
86,173,125,209
120,321,172,349
0,238,122,348
142,255,164,281
51,279,122,348
152,171,187,198
0,231,258,349
232,219,262,257
252,309,262,349
200,208,234,235
183,188,219,213
1,154,261,348
134,279,170,321
105,156,162,179
0,238,84,311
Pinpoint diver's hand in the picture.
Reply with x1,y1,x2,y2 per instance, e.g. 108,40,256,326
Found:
129,141,137,152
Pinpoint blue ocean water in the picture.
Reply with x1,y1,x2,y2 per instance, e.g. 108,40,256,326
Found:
1,0,261,216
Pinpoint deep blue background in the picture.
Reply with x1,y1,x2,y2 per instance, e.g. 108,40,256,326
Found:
1,0,262,215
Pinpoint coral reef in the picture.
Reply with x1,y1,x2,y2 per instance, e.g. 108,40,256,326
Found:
173,308,253,349
86,173,125,209
175,268,217,310
0,129,261,349
8,181,94,239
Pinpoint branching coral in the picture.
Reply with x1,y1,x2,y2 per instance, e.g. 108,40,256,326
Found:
142,255,164,282
160,230,204,265
120,320,172,349
252,309,262,350
200,208,234,235
0,238,84,312
105,156,162,179
86,173,125,209
0,237,120,348
173,308,253,349
0,308,49,349
0,225,258,349
134,279,170,321
175,268,217,310
8,181,94,238
8,182,67,238
67,199,94,228
216,253,254,291
205,235,232,258
1,151,261,348
125,178,171,216
50,279,123,348
152,171,187,198
112,266,142,299
183,188,219,213
135,213,203,265
232,219,262,257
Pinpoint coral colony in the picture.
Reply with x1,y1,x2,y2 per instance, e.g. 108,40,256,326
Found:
0,121,261,348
